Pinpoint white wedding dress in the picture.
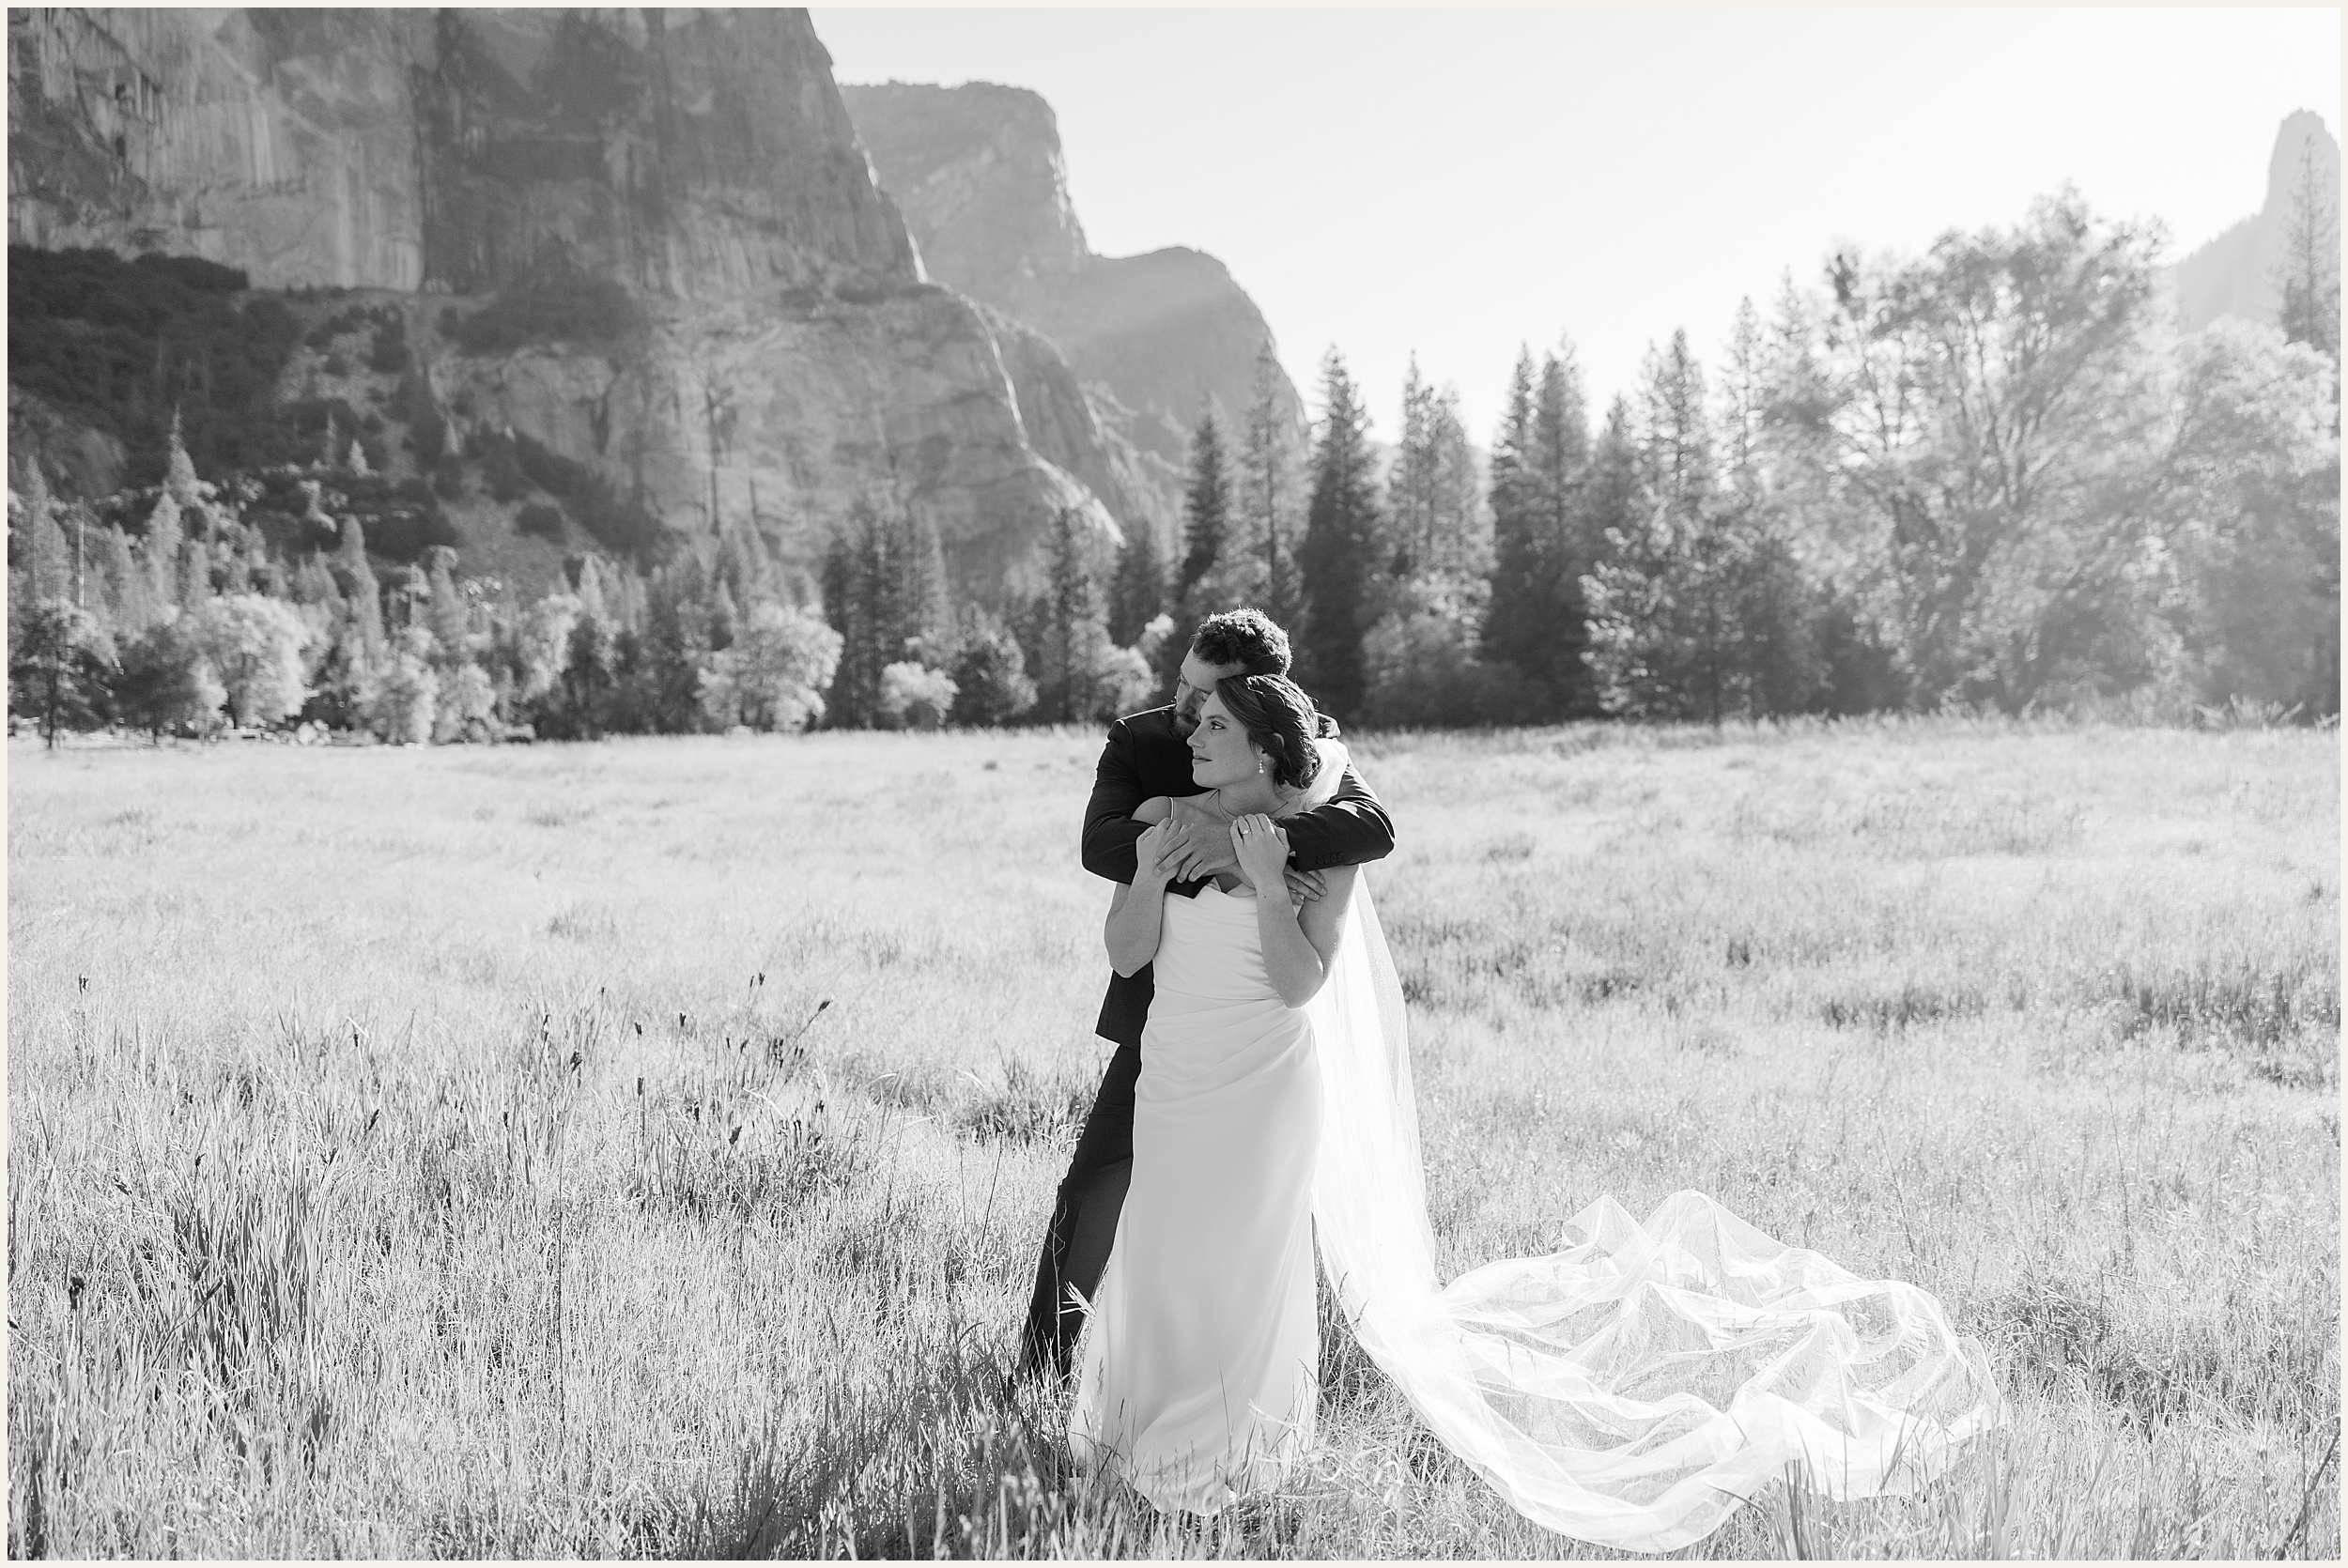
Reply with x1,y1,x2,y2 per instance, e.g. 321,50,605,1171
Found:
1069,743,2006,1549
1069,878,1323,1511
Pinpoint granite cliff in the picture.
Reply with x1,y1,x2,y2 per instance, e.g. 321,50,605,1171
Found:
841,81,1308,541
6,8,1137,604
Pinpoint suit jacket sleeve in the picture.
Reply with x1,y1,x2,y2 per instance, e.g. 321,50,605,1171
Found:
1080,720,1152,885
1280,761,1397,872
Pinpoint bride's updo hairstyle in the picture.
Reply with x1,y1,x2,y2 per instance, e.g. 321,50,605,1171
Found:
1213,674,1340,792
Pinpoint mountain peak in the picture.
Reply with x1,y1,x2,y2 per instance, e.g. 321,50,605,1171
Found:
2267,109,2341,209
2163,111,2339,335
842,81,1090,285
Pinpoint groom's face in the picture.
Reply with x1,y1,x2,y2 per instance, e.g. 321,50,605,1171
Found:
1171,650,1246,739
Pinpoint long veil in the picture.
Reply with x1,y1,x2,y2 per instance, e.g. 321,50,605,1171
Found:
1303,872,2007,1553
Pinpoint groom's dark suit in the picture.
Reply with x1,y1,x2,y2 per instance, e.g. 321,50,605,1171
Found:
1018,703,1397,1378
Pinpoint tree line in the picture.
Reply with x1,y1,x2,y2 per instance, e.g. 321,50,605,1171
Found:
1161,182,2338,730
8,183,2339,746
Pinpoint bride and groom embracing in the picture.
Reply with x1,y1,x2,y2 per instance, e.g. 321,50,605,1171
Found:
1013,607,2003,1552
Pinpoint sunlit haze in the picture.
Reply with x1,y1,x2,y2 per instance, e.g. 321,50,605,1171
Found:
811,6,2340,443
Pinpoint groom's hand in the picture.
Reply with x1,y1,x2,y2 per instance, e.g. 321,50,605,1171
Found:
1165,822,1239,884
1283,867,1328,902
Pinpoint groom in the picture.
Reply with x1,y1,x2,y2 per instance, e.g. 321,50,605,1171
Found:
1017,607,1398,1380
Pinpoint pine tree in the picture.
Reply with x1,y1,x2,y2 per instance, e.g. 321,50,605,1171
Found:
335,515,385,654
1107,519,1166,649
1586,332,1751,721
1532,346,1590,526
425,546,471,662
1480,348,1553,705
892,506,950,662
2277,135,2342,366
545,610,614,740
715,510,774,607
1177,410,1230,604
1714,296,1825,716
162,410,202,510
215,527,253,595
1388,356,1439,578
1637,329,1715,515
946,603,1038,727
643,556,713,732
574,554,610,625
145,489,186,615
301,618,370,731
1428,386,1487,579
176,524,213,616
100,526,154,633
1235,342,1299,624
1720,298,1768,497
709,578,739,654
1043,505,1101,723
1295,348,1382,722
819,500,947,727
1533,344,1594,711
14,462,72,604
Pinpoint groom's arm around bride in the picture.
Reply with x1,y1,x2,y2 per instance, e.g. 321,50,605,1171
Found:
1017,608,1396,1381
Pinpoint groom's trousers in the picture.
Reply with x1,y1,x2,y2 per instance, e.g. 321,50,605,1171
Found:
1017,1038,1141,1379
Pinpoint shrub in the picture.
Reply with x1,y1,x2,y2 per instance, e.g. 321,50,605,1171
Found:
516,503,566,543
395,369,446,466
449,276,642,356
367,313,410,374
510,432,664,561
315,474,456,564
304,304,369,348
1363,605,1543,728
9,249,310,484
878,661,957,730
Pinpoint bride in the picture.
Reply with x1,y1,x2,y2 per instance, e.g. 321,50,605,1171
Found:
1066,673,2005,1551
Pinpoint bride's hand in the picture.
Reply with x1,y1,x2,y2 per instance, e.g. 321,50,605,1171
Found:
1229,814,1290,891
1135,819,1186,886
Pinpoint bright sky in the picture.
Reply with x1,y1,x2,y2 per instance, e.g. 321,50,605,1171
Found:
810,7,2340,443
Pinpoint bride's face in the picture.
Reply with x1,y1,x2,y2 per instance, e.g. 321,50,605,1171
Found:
1188,692,1267,789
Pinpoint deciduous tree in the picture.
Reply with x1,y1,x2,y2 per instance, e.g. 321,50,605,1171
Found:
8,599,115,747
194,592,310,728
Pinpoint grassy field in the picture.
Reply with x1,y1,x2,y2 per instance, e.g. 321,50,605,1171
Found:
6,718,2339,1559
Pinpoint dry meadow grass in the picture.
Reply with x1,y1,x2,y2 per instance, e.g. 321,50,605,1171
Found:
7,718,2339,1558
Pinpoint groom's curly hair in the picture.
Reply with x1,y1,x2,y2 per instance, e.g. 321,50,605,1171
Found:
1214,673,1340,792
1190,608,1290,677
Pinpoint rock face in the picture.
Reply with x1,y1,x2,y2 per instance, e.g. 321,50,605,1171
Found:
6,8,1132,605
8,8,429,289
842,81,1309,536
2164,110,2340,334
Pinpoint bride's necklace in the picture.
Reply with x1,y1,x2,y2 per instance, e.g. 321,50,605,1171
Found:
1200,782,1282,821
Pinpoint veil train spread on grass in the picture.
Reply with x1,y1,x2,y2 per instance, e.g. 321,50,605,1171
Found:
1303,870,2008,1553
